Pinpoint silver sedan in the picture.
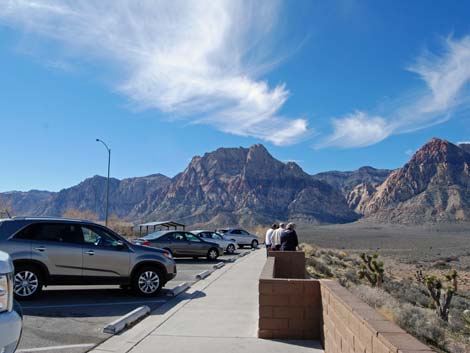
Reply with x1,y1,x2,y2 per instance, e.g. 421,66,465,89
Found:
191,230,237,254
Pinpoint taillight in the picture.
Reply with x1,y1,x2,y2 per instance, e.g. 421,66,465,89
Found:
141,241,151,246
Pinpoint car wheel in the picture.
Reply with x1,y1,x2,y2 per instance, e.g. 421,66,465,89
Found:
14,265,43,300
226,244,236,254
132,267,163,297
207,248,219,261
251,239,259,248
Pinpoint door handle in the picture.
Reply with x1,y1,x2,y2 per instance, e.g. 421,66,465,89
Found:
85,250,95,256
35,246,46,252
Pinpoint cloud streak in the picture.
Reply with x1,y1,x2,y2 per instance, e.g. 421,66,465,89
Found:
0,0,308,145
320,36,470,148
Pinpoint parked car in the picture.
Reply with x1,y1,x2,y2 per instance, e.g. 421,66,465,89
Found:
191,230,237,254
133,230,224,260
216,228,259,248
0,250,22,353
0,217,177,299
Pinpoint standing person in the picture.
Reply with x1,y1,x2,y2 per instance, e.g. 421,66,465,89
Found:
271,223,286,251
264,224,278,256
281,223,299,251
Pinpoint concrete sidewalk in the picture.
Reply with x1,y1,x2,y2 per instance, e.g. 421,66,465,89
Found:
91,250,323,353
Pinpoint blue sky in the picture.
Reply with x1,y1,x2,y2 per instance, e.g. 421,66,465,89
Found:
1,0,470,192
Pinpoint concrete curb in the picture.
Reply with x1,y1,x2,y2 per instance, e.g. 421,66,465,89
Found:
195,270,211,280
166,282,190,297
103,306,151,335
213,262,225,269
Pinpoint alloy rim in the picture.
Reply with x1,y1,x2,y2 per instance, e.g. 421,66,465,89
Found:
209,250,218,259
138,271,160,294
227,244,235,253
14,271,39,297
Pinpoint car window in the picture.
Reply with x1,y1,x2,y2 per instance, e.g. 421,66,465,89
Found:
231,229,241,234
16,222,83,244
168,232,186,242
240,230,250,235
198,232,209,238
82,226,121,248
218,229,228,234
185,233,202,242
212,233,224,240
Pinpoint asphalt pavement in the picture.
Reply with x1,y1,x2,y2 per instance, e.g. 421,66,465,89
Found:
16,253,240,353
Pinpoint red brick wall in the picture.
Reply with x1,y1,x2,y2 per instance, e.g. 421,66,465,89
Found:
268,250,306,279
258,256,322,339
258,252,436,353
320,280,435,353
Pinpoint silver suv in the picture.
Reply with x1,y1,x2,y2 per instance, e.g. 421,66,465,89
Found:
0,217,177,299
0,250,22,353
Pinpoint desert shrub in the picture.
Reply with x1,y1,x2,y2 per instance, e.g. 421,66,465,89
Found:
395,303,446,346
306,257,333,278
383,279,431,308
353,284,390,308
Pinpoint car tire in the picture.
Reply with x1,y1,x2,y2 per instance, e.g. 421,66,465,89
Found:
14,265,43,300
207,248,219,261
226,244,236,254
251,239,259,248
132,266,164,297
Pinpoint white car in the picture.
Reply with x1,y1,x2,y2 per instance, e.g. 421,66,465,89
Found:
191,230,237,254
0,250,22,353
216,228,259,248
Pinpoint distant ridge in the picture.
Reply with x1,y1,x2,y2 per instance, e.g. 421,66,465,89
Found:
2,138,470,226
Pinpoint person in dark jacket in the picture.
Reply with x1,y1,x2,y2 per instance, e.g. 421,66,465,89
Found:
280,222,298,251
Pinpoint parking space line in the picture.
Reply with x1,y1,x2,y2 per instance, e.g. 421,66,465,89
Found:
22,299,167,310
16,343,95,352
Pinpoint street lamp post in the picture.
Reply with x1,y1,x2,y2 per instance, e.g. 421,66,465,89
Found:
96,139,111,226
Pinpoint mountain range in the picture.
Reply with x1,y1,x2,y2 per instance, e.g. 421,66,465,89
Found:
1,138,470,227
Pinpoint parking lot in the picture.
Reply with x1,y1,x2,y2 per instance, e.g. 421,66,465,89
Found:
16,253,241,353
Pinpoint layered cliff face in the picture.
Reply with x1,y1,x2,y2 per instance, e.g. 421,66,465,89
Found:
146,144,358,227
312,167,392,213
2,174,171,220
363,138,470,223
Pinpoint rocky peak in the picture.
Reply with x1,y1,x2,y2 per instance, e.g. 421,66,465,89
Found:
458,143,470,155
410,138,469,165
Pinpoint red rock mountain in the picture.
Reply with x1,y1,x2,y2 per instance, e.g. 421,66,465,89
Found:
145,144,358,227
363,138,470,223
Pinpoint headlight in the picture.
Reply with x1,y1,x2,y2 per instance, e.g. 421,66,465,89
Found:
0,273,13,313
163,252,173,259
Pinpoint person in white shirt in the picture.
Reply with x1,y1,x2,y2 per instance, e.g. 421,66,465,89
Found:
271,223,286,251
264,224,278,256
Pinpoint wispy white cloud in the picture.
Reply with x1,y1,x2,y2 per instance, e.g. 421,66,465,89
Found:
0,0,308,146
319,36,470,148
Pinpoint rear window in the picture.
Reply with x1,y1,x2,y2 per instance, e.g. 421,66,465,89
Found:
142,231,167,240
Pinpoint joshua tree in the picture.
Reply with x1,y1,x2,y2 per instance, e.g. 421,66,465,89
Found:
416,269,458,322
357,253,384,288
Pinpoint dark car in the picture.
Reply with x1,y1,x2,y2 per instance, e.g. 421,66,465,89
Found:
0,217,177,299
133,230,224,260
